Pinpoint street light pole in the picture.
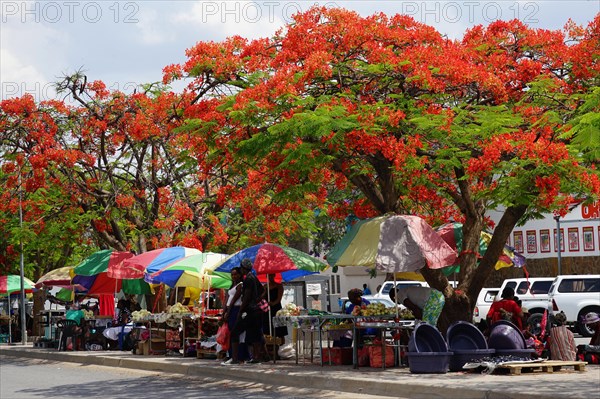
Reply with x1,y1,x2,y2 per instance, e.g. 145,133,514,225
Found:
18,172,27,345
554,215,562,276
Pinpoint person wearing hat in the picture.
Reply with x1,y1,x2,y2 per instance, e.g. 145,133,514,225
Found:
547,311,576,361
226,258,267,365
390,286,445,327
576,312,600,364
584,312,600,346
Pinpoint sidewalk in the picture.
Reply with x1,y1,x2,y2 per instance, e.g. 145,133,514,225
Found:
1,345,599,399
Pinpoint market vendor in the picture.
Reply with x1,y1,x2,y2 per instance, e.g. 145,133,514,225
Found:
345,288,370,315
102,297,137,349
390,286,445,327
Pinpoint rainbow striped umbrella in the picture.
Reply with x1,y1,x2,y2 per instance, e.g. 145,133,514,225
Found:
117,247,201,283
148,252,230,289
213,243,327,280
72,249,150,294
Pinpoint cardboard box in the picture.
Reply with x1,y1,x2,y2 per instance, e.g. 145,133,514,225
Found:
137,338,166,355
322,347,353,365
149,338,166,355
136,341,146,355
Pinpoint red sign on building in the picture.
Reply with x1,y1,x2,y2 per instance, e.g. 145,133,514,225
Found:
582,201,600,219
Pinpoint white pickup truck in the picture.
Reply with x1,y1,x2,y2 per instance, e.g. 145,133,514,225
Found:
548,274,600,337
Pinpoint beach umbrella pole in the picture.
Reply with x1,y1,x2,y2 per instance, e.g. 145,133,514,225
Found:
8,307,12,344
394,274,399,319
267,279,272,336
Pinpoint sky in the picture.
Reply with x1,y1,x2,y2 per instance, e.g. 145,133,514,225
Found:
1,1,599,101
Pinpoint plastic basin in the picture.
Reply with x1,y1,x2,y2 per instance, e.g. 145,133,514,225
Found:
407,352,453,374
446,321,488,350
408,322,448,353
487,320,526,350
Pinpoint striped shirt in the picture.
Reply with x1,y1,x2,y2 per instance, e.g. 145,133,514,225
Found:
549,325,576,361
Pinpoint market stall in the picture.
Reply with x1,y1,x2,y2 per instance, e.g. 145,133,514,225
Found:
130,305,223,357
274,303,415,369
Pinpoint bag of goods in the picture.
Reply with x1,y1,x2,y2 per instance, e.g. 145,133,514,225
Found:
368,345,395,368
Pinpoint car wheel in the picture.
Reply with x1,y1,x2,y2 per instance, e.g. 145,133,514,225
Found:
527,313,545,336
577,306,600,337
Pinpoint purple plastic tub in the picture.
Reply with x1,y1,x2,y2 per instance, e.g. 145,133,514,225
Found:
408,322,448,353
407,352,453,374
487,320,526,350
446,321,488,350
446,321,495,371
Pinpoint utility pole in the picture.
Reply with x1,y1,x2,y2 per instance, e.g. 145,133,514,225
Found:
554,215,562,276
18,172,27,345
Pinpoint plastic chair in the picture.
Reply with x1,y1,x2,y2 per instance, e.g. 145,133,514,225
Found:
56,319,82,351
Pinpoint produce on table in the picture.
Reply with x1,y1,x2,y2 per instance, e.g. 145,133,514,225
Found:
351,303,414,318
168,302,191,314
276,303,301,316
132,309,151,321
83,309,95,319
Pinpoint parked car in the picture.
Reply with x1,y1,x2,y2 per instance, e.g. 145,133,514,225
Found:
548,274,600,337
372,280,429,300
472,288,500,323
498,277,555,313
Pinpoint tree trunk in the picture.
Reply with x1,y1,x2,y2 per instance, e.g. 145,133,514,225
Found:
437,291,471,335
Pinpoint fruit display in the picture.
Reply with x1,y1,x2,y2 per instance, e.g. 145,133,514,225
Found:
276,303,301,316
399,308,414,319
131,309,152,322
168,302,191,314
351,303,395,316
83,309,95,319
350,303,414,319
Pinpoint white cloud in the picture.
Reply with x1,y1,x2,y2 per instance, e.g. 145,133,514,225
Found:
0,24,69,100
172,1,288,40
135,7,176,45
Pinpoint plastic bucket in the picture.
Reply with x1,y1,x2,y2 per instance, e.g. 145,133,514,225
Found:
487,320,526,350
408,322,448,353
407,351,453,374
446,321,488,350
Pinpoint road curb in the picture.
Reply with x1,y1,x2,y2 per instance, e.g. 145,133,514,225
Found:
1,346,596,399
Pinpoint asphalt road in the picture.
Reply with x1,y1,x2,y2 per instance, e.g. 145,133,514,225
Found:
0,356,403,399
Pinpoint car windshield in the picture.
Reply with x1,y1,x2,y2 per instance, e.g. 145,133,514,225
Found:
382,282,422,295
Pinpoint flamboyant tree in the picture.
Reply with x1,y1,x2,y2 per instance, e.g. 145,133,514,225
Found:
0,73,282,274
166,7,600,330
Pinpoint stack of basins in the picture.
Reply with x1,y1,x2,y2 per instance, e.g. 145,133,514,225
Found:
487,320,535,358
407,322,453,373
446,321,495,371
